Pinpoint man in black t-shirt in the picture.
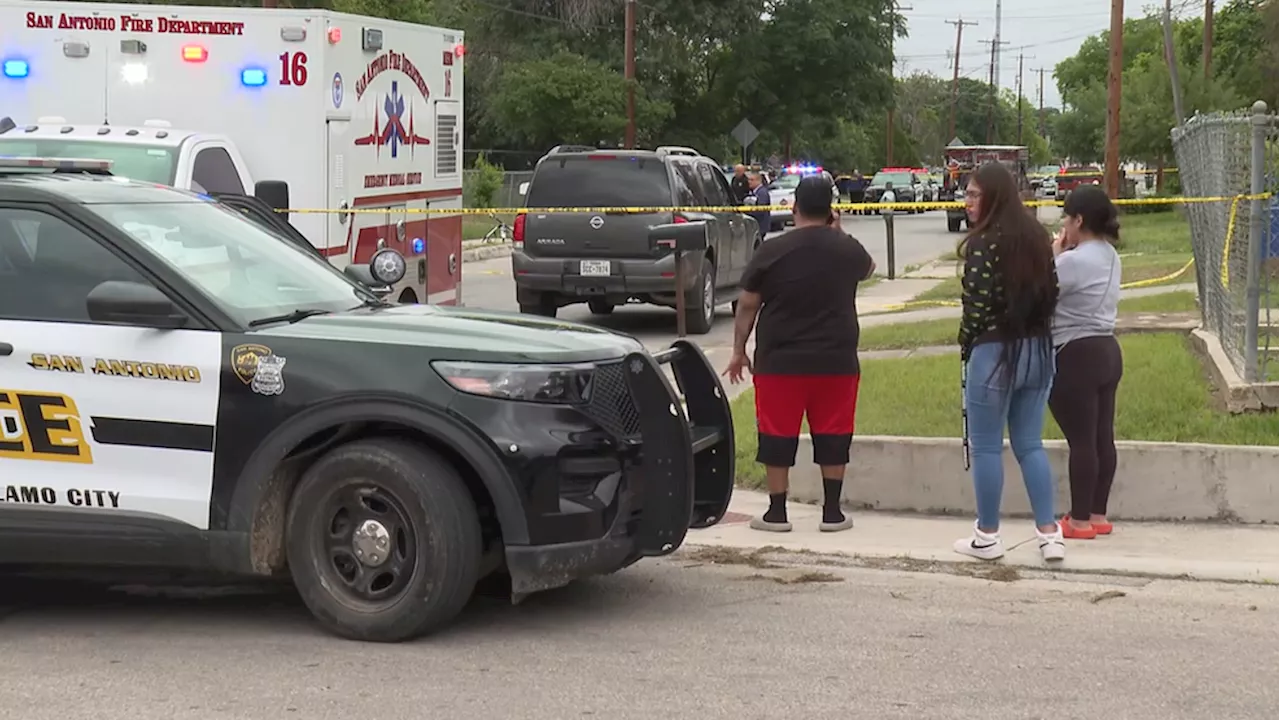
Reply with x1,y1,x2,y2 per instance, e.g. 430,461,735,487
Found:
723,176,876,533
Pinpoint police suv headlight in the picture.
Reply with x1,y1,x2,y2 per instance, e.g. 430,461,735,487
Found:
432,361,594,403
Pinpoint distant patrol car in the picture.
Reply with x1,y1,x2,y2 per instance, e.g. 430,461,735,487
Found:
0,157,735,642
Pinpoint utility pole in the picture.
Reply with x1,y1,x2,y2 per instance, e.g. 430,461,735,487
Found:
946,17,978,141
1203,0,1214,78
979,39,1007,143
623,0,636,149
1104,0,1124,198
1015,53,1034,143
885,2,913,166
993,0,1003,94
1032,67,1048,138
1161,0,1185,123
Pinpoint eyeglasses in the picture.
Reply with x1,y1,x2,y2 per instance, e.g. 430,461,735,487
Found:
964,189,982,200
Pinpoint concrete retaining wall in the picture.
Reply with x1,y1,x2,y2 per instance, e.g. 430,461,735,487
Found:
788,435,1279,523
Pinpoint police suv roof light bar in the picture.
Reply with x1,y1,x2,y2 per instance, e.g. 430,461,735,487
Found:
0,156,115,171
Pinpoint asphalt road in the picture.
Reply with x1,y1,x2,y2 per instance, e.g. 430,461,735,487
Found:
462,210,961,370
1,552,1274,719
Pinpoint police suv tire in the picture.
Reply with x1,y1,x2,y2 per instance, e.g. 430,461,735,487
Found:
285,438,482,643
685,257,715,335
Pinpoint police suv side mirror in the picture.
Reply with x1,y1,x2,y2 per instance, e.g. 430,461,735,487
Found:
369,247,407,285
649,221,709,252
86,281,187,329
255,180,291,220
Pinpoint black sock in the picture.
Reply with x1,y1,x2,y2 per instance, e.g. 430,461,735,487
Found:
763,492,788,523
822,478,845,524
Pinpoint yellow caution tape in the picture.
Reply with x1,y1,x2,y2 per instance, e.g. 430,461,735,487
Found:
1120,258,1196,290
278,192,1271,216
1219,195,1244,289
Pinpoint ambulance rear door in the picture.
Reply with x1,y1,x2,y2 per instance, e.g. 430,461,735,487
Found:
323,15,462,304
0,1,114,123
98,4,328,248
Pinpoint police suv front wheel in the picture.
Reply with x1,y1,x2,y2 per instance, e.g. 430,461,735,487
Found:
285,438,483,642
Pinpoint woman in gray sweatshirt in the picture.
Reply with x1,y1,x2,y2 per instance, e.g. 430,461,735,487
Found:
1049,185,1123,540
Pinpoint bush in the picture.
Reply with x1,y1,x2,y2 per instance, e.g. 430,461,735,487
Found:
465,153,504,209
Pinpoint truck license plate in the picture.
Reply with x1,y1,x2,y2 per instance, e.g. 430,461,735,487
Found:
580,260,611,276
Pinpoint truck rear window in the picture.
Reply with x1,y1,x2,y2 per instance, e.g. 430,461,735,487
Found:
526,157,671,208
0,140,177,186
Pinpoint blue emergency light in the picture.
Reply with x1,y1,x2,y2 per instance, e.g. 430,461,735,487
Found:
412,237,425,254
240,68,267,87
3,59,29,79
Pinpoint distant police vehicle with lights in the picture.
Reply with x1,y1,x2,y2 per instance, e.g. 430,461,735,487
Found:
764,164,839,231
511,145,760,335
0,156,736,643
856,168,926,215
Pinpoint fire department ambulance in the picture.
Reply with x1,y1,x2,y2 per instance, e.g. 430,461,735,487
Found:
0,1,465,305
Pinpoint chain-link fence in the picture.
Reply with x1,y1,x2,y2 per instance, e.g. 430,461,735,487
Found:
462,170,534,210
1171,101,1278,384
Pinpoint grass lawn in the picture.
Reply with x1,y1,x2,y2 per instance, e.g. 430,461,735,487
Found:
462,212,515,242
859,290,1201,351
903,212,1196,307
730,332,1277,487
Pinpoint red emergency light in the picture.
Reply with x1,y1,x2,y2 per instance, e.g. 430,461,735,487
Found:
328,27,342,44
453,43,466,58
182,45,208,63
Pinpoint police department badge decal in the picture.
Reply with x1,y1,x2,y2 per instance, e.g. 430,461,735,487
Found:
251,354,287,396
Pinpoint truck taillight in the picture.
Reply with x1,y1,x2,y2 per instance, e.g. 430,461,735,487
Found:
673,215,688,224
512,214,526,248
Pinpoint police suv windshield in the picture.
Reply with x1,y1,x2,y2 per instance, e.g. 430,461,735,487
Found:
0,139,178,185
85,200,372,325
871,172,913,187
768,174,802,190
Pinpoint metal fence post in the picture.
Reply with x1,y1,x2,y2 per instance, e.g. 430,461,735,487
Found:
1245,100,1268,382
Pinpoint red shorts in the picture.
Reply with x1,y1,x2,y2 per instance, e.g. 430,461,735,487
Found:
753,374,860,467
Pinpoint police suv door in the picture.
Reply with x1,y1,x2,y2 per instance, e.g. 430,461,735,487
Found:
0,205,222,532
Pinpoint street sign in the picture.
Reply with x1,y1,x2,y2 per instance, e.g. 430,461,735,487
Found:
730,119,759,148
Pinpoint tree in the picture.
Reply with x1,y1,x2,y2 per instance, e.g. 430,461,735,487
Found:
486,51,672,149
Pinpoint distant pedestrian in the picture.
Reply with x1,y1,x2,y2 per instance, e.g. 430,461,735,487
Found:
954,162,1065,562
723,176,876,534
1048,185,1123,540
730,164,751,204
745,171,771,241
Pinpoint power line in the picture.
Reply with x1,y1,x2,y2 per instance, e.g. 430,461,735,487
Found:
946,16,979,140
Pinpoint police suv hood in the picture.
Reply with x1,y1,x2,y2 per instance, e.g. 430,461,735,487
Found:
251,304,645,364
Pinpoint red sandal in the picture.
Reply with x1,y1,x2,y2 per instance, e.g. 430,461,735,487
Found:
1059,515,1098,539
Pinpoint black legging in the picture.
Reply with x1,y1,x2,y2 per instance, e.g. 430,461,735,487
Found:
1049,335,1123,522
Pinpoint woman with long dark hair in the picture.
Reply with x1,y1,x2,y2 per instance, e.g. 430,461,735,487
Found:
953,162,1065,562
1049,185,1124,539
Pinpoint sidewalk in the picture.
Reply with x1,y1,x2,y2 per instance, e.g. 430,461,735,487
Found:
858,282,1198,324
686,489,1279,584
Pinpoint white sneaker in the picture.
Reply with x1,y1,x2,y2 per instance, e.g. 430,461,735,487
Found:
953,522,1006,560
1037,525,1067,561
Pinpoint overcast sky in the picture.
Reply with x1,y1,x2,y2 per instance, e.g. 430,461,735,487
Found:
894,0,1193,109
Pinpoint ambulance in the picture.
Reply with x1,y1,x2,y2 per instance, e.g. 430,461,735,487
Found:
0,1,465,305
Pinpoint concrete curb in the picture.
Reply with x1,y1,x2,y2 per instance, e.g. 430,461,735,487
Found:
462,242,513,263
1188,328,1279,412
786,436,1279,523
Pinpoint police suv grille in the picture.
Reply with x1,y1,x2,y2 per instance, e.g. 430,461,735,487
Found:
584,361,642,439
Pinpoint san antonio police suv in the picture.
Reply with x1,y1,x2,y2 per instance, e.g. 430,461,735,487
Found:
0,154,736,642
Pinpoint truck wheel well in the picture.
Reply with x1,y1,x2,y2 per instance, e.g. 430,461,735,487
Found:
397,288,419,304
249,420,502,576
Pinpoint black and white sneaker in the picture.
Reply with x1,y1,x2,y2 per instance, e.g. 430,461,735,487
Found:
1036,525,1066,561
953,522,1006,561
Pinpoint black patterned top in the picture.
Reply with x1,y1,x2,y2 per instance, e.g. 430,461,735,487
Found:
956,229,1058,360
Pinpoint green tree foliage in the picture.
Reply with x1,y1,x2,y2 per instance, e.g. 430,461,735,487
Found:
1053,1,1276,163
463,152,505,208
891,74,1053,167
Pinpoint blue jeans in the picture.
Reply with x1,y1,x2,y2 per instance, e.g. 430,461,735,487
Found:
965,338,1057,529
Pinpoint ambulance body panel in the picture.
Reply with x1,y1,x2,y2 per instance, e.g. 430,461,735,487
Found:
0,1,464,305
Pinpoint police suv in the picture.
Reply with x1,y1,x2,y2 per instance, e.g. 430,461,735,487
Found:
0,156,735,642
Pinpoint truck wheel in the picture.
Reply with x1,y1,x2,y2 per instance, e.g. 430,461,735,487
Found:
947,216,962,233
684,257,716,335
587,298,614,315
519,300,557,318
285,438,482,643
